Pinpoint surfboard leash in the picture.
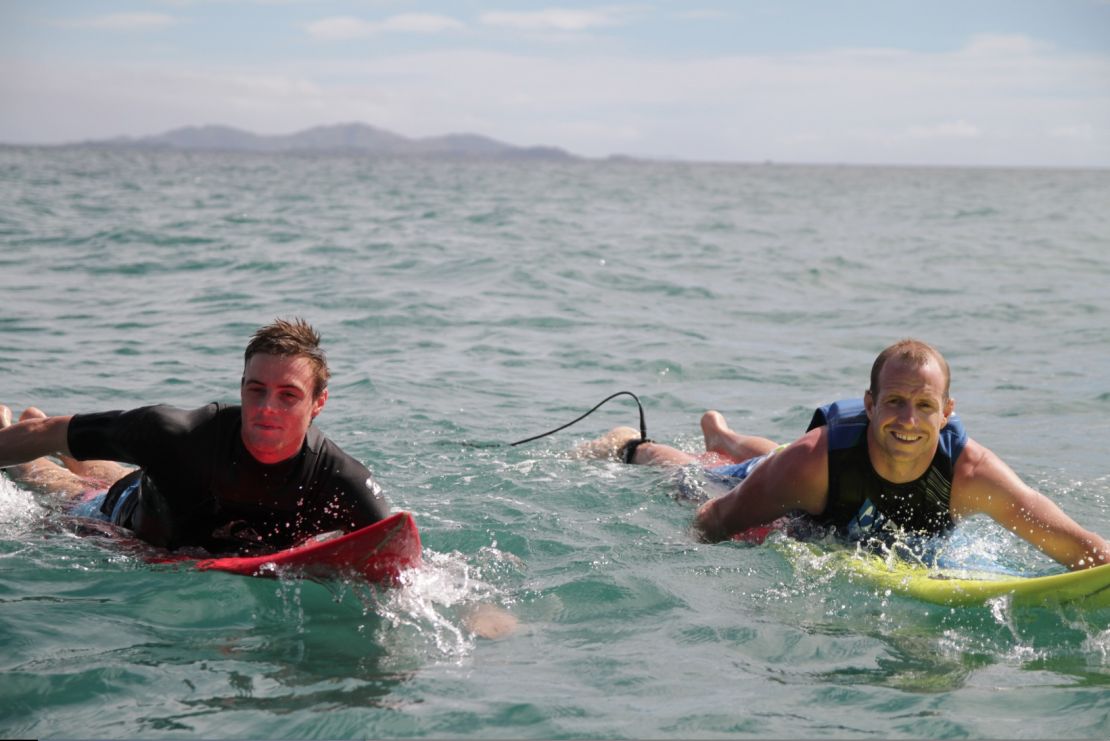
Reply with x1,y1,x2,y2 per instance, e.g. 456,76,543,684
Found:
508,390,648,447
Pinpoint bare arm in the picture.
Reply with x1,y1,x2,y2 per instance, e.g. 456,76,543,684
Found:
693,427,829,542
0,414,73,468
951,439,1110,571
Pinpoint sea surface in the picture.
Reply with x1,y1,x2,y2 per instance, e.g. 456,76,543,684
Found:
1,147,1109,739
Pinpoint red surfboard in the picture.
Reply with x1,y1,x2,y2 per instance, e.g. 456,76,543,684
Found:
730,516,792,544
191,511,421,584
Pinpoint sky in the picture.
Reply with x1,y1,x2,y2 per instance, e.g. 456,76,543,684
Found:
1,1,1109,167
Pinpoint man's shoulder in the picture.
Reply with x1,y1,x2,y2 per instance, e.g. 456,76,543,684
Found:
310,427,369,470
142,401,230,430
297,427,389,521
771,426,830,476
952,437,993,479
950,438,1022,503
949,437,1039,519
114,401,225,416
792,425,830,455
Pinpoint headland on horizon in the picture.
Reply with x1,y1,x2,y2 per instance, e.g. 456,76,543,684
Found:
31,122,585,161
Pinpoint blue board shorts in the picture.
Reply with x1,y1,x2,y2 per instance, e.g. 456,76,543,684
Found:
705,442,789,485
705,455,769,487
674,445,786,502
66,476,140,525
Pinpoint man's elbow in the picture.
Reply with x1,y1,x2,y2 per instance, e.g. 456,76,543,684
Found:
693,499,725,543
1071,533,1110,571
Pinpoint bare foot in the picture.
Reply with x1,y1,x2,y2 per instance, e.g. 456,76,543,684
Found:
19,406,46,422
0,404,11,429
571,426,641,461
462,603,519,640
700,410,734,455
700,410,778,463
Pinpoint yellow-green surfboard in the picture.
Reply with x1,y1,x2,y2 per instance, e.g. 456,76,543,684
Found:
835,552,1110,608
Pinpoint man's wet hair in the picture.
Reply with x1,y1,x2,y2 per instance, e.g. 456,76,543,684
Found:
244,318,330,397
869,339,951,400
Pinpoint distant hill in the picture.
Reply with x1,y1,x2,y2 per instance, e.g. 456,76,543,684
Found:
72,122,578,160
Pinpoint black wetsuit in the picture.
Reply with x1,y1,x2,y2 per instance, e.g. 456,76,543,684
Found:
67,403,389,553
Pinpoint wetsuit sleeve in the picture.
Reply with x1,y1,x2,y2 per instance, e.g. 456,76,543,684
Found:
68,406,162,464
67,404,215,468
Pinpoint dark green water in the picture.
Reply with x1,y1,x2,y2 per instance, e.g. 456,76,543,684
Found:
2,148,1109,738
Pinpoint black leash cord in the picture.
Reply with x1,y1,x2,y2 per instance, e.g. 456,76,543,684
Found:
509,391,647,447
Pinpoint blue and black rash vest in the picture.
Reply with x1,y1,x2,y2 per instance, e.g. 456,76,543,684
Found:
806,399,967,541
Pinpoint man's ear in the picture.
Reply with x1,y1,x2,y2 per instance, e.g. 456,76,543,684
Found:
864,389,874,419
944,396,955,422
311,388,329,419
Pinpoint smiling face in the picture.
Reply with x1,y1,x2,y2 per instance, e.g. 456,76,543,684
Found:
240,353,328,464
864,357,955,483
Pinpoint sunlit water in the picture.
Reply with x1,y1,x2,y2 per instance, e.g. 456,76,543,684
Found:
2,147,1109,738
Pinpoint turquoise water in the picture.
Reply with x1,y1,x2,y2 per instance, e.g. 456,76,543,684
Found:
2,147,1110,738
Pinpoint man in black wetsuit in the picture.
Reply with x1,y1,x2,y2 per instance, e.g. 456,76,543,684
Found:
0,318,390,554
583,339,1109,571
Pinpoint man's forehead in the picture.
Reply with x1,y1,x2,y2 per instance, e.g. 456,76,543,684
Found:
877,358,946,393
243,354,314,384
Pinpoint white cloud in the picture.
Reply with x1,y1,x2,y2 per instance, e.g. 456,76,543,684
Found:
307,14,464,41
59,13,180,31
380,14,466,34
1049,123,1096,140
905,120,982,139
306,17,370,41
961,33,1051,56
480,8,627,32
674,9,731,21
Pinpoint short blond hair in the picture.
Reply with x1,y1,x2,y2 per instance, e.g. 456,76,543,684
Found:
870,339,950,400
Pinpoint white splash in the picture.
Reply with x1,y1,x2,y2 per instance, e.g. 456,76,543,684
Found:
0,474,47,538
352,545,521,666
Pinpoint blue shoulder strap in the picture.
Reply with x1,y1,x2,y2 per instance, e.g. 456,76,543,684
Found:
807,398,967,462
807,398,869,450
937,412,967,463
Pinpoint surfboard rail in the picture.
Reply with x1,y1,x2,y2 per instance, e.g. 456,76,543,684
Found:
192,511,422,584
835,551,1110,608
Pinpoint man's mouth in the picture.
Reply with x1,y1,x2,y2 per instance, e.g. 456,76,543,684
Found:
891,430,922,443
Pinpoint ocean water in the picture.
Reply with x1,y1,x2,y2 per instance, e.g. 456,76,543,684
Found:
1,146,1109,739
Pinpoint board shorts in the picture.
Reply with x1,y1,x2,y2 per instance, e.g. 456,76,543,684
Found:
673,444,788,502
66,475,140,526
705,443,788,486
705,455,769,487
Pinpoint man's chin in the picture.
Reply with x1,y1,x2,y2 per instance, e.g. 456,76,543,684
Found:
244,435,294,460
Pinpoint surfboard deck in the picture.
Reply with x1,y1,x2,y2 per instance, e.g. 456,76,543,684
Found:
191,511,421,584
831,550,1110,608
739,519,1110,609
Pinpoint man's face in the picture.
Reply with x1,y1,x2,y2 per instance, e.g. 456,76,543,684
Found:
240,353,327,464
864,358,954,480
